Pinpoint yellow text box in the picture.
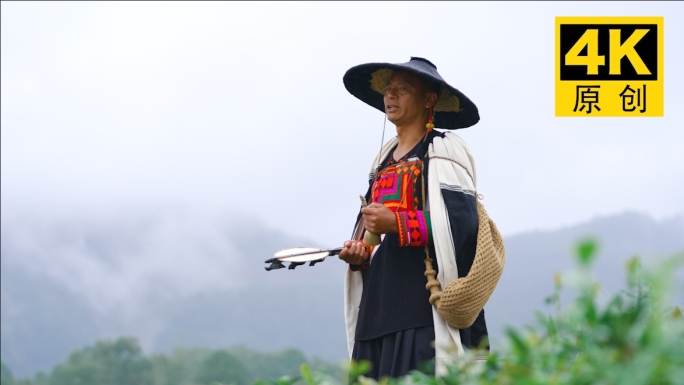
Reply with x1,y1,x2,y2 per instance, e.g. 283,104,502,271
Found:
555,16,664,117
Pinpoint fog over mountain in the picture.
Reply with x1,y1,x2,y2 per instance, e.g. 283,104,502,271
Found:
2,207,683,377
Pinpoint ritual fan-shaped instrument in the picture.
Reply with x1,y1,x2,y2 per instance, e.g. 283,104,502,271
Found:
264,246,343,271
265,195,380,271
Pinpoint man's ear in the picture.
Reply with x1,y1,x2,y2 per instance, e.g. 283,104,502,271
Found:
428,91,438,108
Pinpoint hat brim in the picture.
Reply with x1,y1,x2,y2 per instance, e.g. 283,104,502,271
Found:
343,62,479,129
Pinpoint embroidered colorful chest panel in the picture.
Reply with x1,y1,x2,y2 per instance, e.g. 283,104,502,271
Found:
372,160,424,211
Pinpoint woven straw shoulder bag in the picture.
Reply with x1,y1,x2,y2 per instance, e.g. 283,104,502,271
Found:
424,196,506,329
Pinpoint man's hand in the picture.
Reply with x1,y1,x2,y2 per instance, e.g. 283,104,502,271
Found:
339,240,370,265
362,203,398,234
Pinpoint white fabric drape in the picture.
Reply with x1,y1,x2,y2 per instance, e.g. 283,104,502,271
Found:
344,131,478,376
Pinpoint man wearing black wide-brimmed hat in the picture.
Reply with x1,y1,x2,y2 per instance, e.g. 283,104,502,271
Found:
339,57,490,378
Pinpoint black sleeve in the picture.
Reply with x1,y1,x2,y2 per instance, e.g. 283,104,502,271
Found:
442,187,489,349
441,188,478,278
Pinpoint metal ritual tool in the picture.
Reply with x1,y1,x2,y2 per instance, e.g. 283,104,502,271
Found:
264,247,344,271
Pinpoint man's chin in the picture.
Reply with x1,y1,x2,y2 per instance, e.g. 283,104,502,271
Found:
386,114,400,124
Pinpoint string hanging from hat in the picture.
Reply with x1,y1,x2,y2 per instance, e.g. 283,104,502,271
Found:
380,113,387,157
426,105,435,132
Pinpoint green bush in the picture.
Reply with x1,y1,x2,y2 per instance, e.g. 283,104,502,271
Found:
276,239,684,385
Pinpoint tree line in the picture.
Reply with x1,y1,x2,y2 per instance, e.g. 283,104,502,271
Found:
1,339,341,385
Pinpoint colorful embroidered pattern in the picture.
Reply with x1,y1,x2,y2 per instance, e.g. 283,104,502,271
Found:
372,157,432,247
397,210,432,247
372,161,423,210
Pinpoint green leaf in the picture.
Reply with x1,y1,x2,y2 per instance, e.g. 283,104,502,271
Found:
300,364,316,385
345,359,372,384
576,239,598,266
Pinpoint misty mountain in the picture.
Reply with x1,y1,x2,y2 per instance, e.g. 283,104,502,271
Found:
2,208,683,377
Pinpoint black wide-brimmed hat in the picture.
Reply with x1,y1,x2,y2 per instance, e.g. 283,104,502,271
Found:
343,57,479,129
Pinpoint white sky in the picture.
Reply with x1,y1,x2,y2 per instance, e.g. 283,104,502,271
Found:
2,1,683,247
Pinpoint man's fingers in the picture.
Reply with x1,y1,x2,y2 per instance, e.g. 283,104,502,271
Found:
338,241,370,265
362,204,383,215
339,241,353,257
350,242,361,255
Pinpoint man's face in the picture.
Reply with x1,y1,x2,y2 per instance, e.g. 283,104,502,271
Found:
383,71,428,127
